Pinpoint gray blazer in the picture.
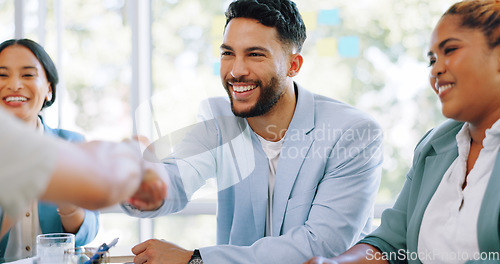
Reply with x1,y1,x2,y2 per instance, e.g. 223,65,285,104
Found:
361,119,500,264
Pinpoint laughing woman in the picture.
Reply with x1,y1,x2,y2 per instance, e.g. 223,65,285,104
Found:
0,39,98,259
305,0,500,263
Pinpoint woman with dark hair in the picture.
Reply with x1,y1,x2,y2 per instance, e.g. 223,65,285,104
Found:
305,0,500,263
0,39,99,259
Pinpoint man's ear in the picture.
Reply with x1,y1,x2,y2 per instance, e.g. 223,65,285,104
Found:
287,53,303,77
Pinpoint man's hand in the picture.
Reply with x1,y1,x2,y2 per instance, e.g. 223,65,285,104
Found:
132,239,192,264
127,162,168,211
125,135,168,211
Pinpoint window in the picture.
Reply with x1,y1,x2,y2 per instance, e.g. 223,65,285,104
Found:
0,0,14,41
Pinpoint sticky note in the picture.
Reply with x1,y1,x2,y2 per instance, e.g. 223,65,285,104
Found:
301,11,317,31
213,62,220,76
316,37,337,57
338,36,360,58
212,39,221,58
211,15,226,38
318,9,340,26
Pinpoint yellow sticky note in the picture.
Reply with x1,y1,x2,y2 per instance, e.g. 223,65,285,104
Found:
212,39,222,58
316,37,337,57
211,15,227,38
301,11,317,31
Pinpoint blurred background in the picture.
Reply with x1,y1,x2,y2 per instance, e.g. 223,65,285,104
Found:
0,0,454,253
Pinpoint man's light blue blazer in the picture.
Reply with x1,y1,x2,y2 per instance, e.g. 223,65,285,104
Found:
360,120,500,264
0,118,98,258
124,84,383,263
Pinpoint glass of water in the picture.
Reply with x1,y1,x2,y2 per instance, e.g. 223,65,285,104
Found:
36,233,75,264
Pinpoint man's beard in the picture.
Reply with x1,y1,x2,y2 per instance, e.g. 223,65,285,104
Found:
224,77,283,118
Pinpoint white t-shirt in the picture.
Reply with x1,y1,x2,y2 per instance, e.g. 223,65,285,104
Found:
255,133,284,237
418,119,500,264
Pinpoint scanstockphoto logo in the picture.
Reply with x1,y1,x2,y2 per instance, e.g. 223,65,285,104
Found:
280,142,382,161
279,124,383,161
366,248,500,262
139,120,383,162
141,115,252,162
263,123,384,143
135,101,383,163
136,106,257,195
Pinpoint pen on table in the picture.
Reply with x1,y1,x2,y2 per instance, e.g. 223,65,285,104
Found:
84,237,119,264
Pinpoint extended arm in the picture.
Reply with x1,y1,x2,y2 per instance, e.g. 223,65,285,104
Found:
42,140,144,209
0,109,167,224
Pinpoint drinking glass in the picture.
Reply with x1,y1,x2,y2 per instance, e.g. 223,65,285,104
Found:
36,233,75,264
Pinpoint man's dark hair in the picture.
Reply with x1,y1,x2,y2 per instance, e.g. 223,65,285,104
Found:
225,0,307,52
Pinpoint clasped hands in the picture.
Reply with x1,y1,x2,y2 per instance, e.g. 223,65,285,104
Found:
126,135,169,211
125,137,195,264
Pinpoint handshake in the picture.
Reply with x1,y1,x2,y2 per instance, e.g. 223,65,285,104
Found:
42,136,169,212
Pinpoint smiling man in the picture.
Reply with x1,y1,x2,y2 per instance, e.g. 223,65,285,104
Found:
125,0,383,263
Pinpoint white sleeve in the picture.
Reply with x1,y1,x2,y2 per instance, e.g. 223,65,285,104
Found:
0,108,58,218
